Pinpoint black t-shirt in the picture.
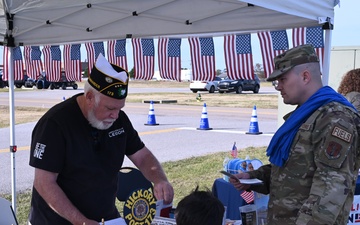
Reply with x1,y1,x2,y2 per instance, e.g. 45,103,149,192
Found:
29,93,145,224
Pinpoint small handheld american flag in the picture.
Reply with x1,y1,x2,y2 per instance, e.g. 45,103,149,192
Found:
241,190,254,204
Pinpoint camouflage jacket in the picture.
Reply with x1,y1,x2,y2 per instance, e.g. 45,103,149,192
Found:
345,91,360,112
249,102,360,225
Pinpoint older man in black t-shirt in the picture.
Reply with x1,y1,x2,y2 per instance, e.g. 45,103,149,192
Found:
28,54,174,225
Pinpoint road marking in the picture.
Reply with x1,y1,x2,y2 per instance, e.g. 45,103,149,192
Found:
0,128,181,153
0,127,273,153
178,127,275,136
0,146,32,153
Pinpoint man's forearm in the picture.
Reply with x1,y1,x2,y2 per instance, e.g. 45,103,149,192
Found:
33,169,93,225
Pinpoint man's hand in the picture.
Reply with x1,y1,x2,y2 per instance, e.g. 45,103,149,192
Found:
229,172,251,191
153,181,174,205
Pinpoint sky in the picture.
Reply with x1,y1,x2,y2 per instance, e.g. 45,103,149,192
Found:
1,0,359,71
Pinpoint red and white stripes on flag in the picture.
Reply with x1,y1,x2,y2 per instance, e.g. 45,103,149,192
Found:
188,37,216,81
224,34,254,80
107,39,128,71
85,42,105,75
241,190,255,204
292,26,324,67
158,38,182,81
42,45,62,82
3,46,24,81
24,46,43,79
258,30,289,78
132,38,155,80
63,44,82,81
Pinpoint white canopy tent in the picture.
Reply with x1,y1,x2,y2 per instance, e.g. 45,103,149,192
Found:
0,0,338,212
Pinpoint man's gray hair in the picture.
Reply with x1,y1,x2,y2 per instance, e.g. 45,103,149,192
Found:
84,81,101,106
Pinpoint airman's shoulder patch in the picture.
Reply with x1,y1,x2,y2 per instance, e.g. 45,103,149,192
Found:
331,126,352,143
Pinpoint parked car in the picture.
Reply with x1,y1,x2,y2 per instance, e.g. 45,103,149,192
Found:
0,72,36,88
189,76,223,93
36,71,78,90
14,75,37,88
218,74,260,94
23,76,36,88
36,73,51,89
0,70,4,88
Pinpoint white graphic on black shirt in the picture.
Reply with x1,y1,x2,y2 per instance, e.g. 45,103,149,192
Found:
33,142,46,159
108,128,125,138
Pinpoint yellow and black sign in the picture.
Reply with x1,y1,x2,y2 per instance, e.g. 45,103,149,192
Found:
123,188,156,225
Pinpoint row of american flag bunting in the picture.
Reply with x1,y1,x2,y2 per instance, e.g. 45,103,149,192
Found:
2,26,324,83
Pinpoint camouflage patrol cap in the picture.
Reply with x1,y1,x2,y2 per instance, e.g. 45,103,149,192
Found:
266,44,319,81
88,53,129,99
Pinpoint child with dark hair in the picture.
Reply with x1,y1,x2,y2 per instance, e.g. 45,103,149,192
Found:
175,186,225,225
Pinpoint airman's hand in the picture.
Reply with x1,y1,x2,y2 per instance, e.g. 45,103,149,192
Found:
229,172,251,191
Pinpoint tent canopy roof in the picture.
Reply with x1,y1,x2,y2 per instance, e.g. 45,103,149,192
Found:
0,0,336,46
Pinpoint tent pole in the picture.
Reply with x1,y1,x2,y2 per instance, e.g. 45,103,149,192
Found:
322,26,332,86
7,46,17,213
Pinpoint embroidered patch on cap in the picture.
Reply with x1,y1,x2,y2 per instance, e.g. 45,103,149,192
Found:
88,53,129,99
331,126,352,143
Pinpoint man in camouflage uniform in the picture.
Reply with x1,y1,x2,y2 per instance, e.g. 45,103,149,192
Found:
230,44,360,224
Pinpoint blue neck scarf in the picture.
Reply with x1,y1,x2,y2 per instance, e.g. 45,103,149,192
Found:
266,86,356,167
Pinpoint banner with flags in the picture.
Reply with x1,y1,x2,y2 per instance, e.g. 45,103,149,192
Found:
85,42,105,75
3,46,24,81
241,190,255,204
158,38,182,81
231,142,238,158
258,30,289,78
132,38,155,80
188,37,216,81
224,34,255,80
42,45,62,82
107,39,128,71
63,44,82,81
24,46,43,79
292,26,324,67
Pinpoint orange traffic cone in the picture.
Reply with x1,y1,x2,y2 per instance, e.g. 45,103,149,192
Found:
246,105,262,135
197,103,212,130
144,101,159,126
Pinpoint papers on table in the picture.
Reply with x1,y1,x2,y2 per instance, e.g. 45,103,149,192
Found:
239,178,263,185
220,170,263,185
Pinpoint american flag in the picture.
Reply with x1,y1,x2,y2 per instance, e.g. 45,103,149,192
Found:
85,42,105,74
241,190,255,204
231,142,238,158
132,38,155,80
224,34,254,80
24,46,43,79
292,26,324,67
258,30,289,78
3,46,24,81
158,38,182,81
63,44,82,81
107,39,128,71
42,45,61,82
188,37,216,81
